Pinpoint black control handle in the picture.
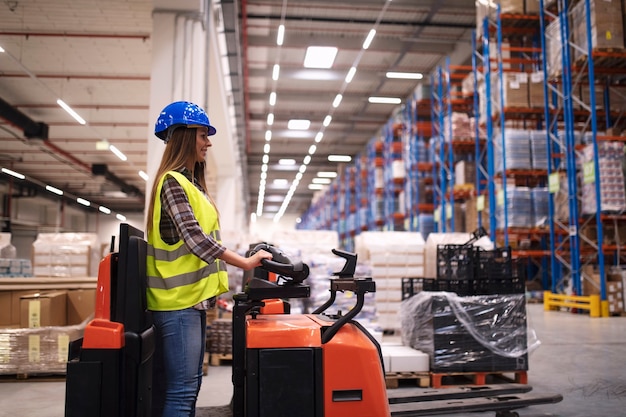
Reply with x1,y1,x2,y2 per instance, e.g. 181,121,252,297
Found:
250,243,310,284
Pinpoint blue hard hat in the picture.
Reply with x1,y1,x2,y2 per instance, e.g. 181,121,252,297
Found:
154,101,216,141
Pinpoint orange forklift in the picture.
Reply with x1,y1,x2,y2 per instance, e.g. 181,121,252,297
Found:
65,224,562,417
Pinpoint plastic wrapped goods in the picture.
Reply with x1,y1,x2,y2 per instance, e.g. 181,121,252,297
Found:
400,292,538,373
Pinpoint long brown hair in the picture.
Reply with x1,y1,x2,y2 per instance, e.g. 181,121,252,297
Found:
146,127,219,234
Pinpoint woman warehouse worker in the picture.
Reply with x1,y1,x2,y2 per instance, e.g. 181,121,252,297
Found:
146,101,272,417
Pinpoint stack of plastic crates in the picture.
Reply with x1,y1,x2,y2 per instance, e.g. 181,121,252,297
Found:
402,227,524,299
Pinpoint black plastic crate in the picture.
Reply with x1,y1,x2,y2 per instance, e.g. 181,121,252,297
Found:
436,244,475,280
475,247,513,280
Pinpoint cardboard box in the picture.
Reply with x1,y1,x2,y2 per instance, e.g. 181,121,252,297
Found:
20,291,67,328
10,290,33,327
66,289,96,325
0,292,11,326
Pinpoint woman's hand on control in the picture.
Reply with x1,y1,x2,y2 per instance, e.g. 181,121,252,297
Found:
248,249,272,270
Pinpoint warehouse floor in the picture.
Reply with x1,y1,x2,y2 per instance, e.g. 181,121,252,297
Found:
0,303,625,417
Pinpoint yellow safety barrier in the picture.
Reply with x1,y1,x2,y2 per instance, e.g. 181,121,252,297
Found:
543,291,604,318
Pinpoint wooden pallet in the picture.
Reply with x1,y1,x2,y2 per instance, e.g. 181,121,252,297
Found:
385,371,430,389
430,370,527,389
210,353,233,366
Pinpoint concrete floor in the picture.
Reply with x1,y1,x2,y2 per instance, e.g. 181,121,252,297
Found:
0,303,625,417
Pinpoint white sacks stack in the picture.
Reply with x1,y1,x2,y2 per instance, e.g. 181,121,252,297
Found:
355,231,425,332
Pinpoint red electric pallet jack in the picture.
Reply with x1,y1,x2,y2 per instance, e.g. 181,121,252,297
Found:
233,244,563,417
64,224,562,417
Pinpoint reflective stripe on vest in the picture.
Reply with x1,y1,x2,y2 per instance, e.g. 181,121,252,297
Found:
146,171,229,311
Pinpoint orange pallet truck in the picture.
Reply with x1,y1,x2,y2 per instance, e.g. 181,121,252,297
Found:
64,224,154,417
232,245,563,417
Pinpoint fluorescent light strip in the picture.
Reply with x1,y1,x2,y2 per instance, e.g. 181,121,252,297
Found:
363,29,376,49
116,214,126,221
272,64,280,80
277,24,285,45
267,113,274,125
57,99,86,125
45,185,63,196
308,145,317,155
109,145,127,161
332,94,343,108
328,155,352,162
314,132,323,143
1,167,25,179
139,170,149,181
323,115,332,127
288,119,310,130
312,178,331,184
345,67,357,83
278,158,296,165
386,71,423,80
77,197,91,207
317,171,337,178
99,206,111,215
265,130,272,141
269,92,277,106
368,97,402,104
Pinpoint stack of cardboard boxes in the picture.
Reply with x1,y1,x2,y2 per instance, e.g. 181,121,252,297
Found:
0,288,95,375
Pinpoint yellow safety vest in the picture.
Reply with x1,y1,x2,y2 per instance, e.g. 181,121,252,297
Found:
146,170,229,311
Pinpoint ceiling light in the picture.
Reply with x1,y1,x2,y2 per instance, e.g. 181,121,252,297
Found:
345,67,357,83
323,115,332,126
369,97,402,104
304,46,338,69
262,154,269,164
99,206,111,215
267,113,274,125
328,155,352,162
0,45,4,53
139,170,149,181
317,171,337,178
277,24,285,45
77,197,91,207
269,92,276,106
45,185,63,195
308,184,325,190
332,94,343,108
303,155,311,165
1,167,25,179
261,172,267,180
116,214,126,221
109,145,127,161
288,119,310,130
308,145,317,155
386,71,423,80
273,179,289,187
315,132,323,142
261,164,268,172
296,172,303,180
312,177,332,184
272,64,280,80
363,29,376,49
279,158,296,165
265,130,272,141
264,143,270,153
299,165,307,173
57,99,86,125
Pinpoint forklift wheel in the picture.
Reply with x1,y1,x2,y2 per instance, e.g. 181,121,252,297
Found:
496,411,519,417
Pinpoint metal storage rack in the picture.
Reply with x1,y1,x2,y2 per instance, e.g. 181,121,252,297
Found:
538,0,626,313
473,4,555,289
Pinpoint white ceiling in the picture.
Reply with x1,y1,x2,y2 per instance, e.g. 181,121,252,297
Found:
0,0,475,222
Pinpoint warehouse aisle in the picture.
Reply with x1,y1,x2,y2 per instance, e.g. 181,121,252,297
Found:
0,303,624,417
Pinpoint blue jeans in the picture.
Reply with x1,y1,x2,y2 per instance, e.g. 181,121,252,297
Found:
151,308,206,417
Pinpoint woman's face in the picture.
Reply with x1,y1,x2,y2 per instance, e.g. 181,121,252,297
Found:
195,126,211,162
